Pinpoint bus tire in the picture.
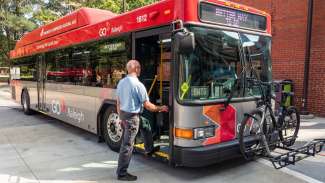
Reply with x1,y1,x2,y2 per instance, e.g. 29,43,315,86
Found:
21,90,33,115
102,106,123,152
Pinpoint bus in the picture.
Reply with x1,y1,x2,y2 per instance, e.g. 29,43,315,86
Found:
10,0,272,167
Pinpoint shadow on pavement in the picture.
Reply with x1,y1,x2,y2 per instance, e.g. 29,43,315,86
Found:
133,154,250,181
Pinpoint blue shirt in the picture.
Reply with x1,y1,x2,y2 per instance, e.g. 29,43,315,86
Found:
116,75,149,113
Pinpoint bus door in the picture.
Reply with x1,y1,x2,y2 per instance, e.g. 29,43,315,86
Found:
133,27,172,152
37,55,46,111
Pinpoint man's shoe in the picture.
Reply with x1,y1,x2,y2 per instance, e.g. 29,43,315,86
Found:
118,173,137,181
144,146,160,156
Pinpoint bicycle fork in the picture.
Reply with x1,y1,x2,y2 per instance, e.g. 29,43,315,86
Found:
260,109,272,157
261,134,272,157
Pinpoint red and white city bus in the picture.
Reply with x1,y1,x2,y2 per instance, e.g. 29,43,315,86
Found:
10,0,272,167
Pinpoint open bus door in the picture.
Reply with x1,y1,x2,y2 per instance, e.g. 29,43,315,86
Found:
132,26,173,162
37,54,46,111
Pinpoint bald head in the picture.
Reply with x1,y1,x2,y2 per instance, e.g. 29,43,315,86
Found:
126,60,141,76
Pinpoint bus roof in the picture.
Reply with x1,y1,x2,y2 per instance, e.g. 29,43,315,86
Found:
10,0,271,59
15,8,117,49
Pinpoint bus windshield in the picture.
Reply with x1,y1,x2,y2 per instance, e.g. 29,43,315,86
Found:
178,26,272,102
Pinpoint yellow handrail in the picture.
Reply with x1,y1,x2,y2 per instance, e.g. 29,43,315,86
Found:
159,42,163,101
148,75,158,96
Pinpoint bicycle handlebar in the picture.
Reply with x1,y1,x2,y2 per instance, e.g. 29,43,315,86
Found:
246,78,273,101
246,78,273,87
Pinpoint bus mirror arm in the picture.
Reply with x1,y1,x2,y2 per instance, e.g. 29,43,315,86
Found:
175,31,195,55
221,90,233,111
221,79,240,111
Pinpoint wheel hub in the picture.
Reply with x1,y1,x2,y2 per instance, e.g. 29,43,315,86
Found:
110,123,116,133
107,113,122,142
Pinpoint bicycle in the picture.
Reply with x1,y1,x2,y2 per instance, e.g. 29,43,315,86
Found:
238,78,300,160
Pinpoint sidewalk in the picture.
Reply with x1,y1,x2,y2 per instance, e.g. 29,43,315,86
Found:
297,117,325,142
287,114,325,182
0,83,9,88
0,84,19,107
302,117,325,123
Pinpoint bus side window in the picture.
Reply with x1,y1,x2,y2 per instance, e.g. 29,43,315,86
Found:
71,47,91,86
90,36,130,89
11,56,37,81
43,35,131,88
46,51,56,82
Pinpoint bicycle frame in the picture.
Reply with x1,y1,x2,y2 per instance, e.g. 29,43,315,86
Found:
255,102,277,156
251,80,280,156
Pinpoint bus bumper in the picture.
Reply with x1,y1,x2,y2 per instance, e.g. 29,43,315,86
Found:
173,140,241,167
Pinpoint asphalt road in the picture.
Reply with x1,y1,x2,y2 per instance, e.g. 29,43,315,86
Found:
0,84,324,183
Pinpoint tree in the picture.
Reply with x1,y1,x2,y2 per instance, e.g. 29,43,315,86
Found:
81,0,121,13
76,0,158,13
126,0,157,11
32,0,83,25
0,0,37,66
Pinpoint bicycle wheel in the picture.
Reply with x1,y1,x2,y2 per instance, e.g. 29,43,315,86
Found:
239,110,267,160
279,106,300,146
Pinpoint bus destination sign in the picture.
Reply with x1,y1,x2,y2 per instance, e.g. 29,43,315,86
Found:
200,2,267,31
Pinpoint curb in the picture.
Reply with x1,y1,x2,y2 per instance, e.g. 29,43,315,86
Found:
300,114,315,120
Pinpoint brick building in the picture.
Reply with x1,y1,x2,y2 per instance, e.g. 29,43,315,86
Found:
230,0,325,116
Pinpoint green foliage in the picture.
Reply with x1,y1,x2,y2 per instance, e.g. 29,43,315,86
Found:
32,7,61,25
31,0,83,25
83,0,121,13
78,0,158,13
0,0,37,66
126,0,157,11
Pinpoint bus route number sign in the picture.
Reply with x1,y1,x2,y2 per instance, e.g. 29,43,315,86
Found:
136,14,148,23
199,2,267,31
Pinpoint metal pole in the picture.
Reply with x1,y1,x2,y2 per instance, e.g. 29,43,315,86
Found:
301,0,314,115
122,0,126,13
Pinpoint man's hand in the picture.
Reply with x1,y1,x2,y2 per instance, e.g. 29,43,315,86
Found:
144,101,169,113
158,105,169,113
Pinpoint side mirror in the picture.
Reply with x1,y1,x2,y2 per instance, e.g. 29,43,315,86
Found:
175,31,195,54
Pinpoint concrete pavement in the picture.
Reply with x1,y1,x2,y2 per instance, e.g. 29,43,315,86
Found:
0,84,323,183
286,117,325,182
256,116,325,183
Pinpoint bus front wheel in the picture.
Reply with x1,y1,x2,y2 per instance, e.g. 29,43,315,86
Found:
102,106,123,152
21,90,33,115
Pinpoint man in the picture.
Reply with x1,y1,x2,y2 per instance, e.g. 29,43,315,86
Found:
116,60,168,181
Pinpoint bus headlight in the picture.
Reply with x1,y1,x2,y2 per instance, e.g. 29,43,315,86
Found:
193,126,215,140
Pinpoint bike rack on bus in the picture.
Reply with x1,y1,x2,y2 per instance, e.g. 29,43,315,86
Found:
268,139,325,169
